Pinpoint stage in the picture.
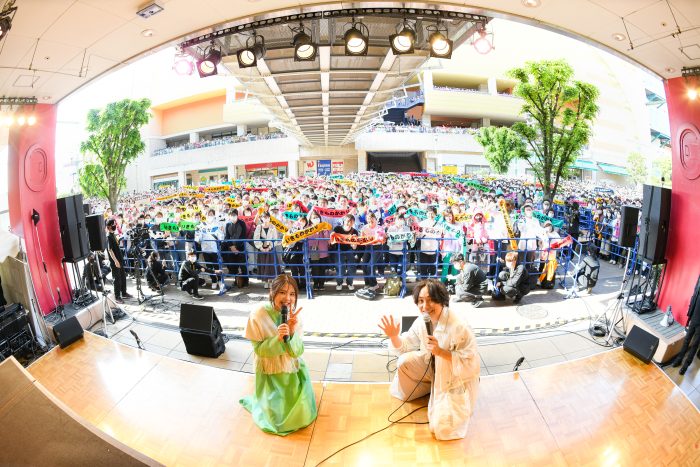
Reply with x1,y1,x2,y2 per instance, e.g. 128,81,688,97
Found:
9,332,698,465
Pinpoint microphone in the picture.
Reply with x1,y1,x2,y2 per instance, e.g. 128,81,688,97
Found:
513,356,525,371
281,305,289,343
423,313,435,372
130,330,145,350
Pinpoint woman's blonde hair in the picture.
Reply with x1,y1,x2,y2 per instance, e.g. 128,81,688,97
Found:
505,251,518,263
269,273,299,309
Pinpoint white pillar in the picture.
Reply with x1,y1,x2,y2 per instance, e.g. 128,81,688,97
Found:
357,150,367,172
481,117,491,128
189,132,200,143
422,70,434,92
237,125,248,136
287,160,298,178
177,171,186,188
421,113,431,127
487,77,498,95
227,166,236,183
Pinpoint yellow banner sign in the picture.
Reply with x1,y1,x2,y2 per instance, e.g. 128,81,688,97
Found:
281,222,332,247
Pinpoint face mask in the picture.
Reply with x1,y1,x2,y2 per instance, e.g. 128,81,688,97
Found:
207,217,214,223
155,217,163,223
396,221,405,227
311,218,320,225
188,256,196,263
525,211,533,218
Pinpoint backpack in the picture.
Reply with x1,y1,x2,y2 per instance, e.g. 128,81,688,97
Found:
355,287,378,301
383,276,401,297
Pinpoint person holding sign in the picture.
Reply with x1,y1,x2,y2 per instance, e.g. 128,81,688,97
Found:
333,214,359,291
240,274,317,435
254,212,282,289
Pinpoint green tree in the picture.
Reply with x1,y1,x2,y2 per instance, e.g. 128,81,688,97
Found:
475,126,527,174
79,98,151,211
508,59,600,201
627,151,647,186
651,155,672,186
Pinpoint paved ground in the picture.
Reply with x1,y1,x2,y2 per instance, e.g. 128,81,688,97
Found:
94,260,699,410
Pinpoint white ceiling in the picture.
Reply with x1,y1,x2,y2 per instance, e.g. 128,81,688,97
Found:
1,0,697,137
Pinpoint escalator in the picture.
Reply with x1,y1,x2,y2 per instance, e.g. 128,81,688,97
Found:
367,152,422,173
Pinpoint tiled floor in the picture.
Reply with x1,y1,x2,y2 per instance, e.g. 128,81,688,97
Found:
93,258,699,411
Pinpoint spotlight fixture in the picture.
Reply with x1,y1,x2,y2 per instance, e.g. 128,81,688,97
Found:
682,66,700,101
473,23,494,55
522,0,541,7
390,20,416,55
237,33,266,68
27,115,36,126
291,23,317,61
173,50,194,75
427,23,453,59
689,88,698,100
344,19,369,56
16,114,25,126
196,42,221,78
0,0,18,42
612,33,626,42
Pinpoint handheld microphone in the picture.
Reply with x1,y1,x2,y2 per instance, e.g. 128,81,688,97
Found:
423,313,435,372
281,305,289,343
130,330,145,350
513,356,525,371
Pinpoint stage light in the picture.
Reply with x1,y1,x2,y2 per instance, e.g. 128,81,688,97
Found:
3,114,13,126
344,20,369,56
197,42,221,78
390,21,416,55
292,24,316,61
173,51,194,75
27,115,36,126
237,33,265,68
473,24,493,55
428,24,452,59
16,115,25,126
689,88,698,100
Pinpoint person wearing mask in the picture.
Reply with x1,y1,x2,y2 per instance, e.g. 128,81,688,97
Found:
254,213,282,289
195,211,223,290
537,221,561,289
178,250,221,300
360,212,386,291
146,251,169,291
439,211,464,283
286,217,310,289
333,214,359,291
448,255,489,307
567,201,580,242
106,218,132,304
467,211,489,267
386,214,413,278
307,211,331,292
418,206,441,280
377,280,480,440
493,251,530,303
223,209,249,288
516,204,542,272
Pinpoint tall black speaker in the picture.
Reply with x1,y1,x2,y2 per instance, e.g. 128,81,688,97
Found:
56,194,90,262
638,184,671,265
179,304,225,358
618,205,640,249
85,214,107,251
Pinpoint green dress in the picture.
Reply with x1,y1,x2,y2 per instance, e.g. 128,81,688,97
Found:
239,304,317,436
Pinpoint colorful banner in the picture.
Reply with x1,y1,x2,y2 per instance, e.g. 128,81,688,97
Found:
317,159,331,176
269,215,289,234
406,208,427,221
312,207,350,218
334,178,356,186
329,233,383,246
331,160,344,175
204,185,231,193
285,200,309,213
158,222,180,232
533,211,564,228
438,222,463,239
386,231,414,243
179,221,198,231
304,160,317,176
330,174,344,180
283,211,306,221
411,225,443,237
498,199,519,250
281,222,332,247
225,198,242,208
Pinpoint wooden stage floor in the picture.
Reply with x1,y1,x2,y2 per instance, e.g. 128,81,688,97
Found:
26,332,700,466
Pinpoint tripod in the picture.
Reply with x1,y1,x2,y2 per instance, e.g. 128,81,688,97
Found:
590,248,633,344
91,257,122,339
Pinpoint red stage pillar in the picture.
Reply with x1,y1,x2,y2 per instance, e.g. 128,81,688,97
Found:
657,78,700,325
7,104,71,315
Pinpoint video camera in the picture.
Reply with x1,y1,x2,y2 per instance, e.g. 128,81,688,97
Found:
127,226,151,257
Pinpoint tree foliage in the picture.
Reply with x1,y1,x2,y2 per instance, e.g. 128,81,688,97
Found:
475,126,527,174
627,151,647,186
508,59,600,201
651,155,672,186
79,98,151,211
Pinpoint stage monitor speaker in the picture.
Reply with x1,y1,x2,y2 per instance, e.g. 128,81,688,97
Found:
623,325,659,364
56,194,90,262
179,304,225,358
85,214,107,251
83,203,91,216
638,184,671,265
618,205,640,249
52,316,84,349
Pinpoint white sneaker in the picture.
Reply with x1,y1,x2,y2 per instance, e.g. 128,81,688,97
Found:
336,285,343,291
347,284,355,291
211,283,217,289
264,282,270,289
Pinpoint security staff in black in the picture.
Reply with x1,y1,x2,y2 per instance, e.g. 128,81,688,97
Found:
178,251,221,300
672,275,700,375
106,218,132,304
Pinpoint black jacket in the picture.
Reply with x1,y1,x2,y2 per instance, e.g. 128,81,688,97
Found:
504,264,530,296
223,220,247,252
688,275,700,327
178,260,212,284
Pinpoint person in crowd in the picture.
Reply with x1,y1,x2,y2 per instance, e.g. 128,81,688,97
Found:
516,204,542,270
439,211,463,283
333,214,359,291
286,217,310,289
567,201,580,242
360,212,386,291
145,250,169,291
672,275,700,376
377,279,480,440
386,214,413,278
493,251,530,303
83,252,110,292
448,255,489,307
239,274,317,435
307,210,330,291
574,244,600,293
195,210,223,290
466,210,489,267
254,212,282,289
537,221,561,289
418,206,441,279
223,209,249,288
178,250,221,300
106,218,132,304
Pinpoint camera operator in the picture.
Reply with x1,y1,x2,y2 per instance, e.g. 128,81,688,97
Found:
566,201,580,242
178,250,222,300
107,219,132,304
83,252,109,292
146,251,169,291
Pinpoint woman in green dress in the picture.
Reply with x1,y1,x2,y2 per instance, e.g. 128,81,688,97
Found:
240,273,317,435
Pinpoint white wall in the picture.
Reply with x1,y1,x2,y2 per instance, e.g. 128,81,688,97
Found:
355,131,483,153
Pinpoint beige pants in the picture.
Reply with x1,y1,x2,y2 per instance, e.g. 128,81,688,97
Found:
390,350,434,401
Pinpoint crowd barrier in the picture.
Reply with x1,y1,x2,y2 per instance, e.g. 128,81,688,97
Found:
119,235,580,300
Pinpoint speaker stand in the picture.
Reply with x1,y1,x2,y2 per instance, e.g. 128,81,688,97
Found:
590,248,633,344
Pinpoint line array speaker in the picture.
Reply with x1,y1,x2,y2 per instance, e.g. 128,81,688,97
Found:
638,184,671,265
618,205,640,249
85,214,107,252
56,194,90,262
